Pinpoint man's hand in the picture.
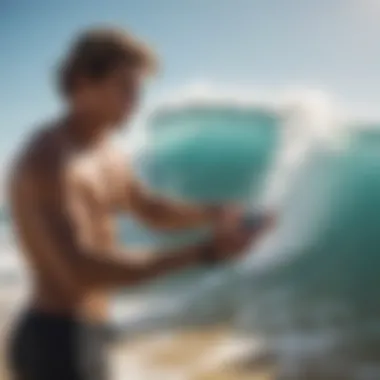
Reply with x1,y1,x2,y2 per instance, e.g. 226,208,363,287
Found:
205,208,275,263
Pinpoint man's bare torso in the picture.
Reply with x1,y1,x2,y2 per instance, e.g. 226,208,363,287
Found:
8,122,261,324
10,124,130,321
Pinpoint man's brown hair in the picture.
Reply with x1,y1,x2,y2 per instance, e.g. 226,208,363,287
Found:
59,27,157,96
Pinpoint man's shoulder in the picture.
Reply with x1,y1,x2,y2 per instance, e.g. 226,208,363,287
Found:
101,140,130,174
30,121,61,154
102,140,128,162
11,121,67,186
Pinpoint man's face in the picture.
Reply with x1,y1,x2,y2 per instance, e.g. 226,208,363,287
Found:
78,66,144,127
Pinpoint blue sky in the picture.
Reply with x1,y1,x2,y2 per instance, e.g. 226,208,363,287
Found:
1,0,380,162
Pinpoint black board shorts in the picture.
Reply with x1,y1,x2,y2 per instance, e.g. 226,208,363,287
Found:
7,308,111,380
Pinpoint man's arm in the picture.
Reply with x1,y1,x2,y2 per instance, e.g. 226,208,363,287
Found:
109,151,216,230
11,164,207,292
126,177,218,230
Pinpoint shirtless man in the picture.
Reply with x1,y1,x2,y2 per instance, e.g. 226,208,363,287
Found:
6,28,272,380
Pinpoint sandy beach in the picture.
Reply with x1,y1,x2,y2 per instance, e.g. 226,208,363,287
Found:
1,285,379,379
110,327,274,380
0,285,273,380
0,283,26,380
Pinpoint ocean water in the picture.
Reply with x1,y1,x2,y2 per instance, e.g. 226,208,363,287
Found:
116,103,280,252
137,105,279,204
115,101,380,378
2,97,380,378
233,136,380,377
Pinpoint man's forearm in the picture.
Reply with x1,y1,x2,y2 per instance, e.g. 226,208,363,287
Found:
131,197,218,231
136,207,211,230
127,179,217,230
71,244,204,289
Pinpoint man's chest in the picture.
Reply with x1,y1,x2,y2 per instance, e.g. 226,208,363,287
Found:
70,150,128,212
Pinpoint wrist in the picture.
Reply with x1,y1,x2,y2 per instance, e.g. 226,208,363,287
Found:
167,241,220,266
198,241,219,266
204,205,222,220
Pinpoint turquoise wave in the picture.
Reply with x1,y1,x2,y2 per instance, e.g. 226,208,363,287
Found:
135,105,279,204
115,105,380,375
232,125,380,369
120,104,280,250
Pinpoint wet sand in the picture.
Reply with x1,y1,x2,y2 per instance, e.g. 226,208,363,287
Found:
110,326,274,380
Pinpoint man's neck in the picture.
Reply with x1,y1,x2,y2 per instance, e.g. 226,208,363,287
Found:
62,112,109,149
